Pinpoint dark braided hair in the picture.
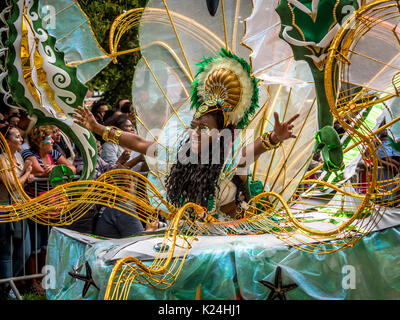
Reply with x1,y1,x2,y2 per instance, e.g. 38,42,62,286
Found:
165,110,249,209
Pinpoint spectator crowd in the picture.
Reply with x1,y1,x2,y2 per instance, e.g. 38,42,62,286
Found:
0,97,160,299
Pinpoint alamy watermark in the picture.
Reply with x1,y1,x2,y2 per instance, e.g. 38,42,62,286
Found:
41,264,56,290
341,264,356,290
41,5,56,30
143,125,259,173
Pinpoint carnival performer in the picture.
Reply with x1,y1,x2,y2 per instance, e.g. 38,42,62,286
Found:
74,50,299,221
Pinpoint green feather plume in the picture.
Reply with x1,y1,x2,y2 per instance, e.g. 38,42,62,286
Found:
190,48,259,129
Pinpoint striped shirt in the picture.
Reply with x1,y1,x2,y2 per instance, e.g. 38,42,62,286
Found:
21,149,62,196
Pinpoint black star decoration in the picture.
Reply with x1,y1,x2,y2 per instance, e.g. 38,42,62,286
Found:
258,266,298,300
206,0,220,16
68,261,100,298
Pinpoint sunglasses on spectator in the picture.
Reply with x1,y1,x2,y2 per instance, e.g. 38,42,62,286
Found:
44,135,53,144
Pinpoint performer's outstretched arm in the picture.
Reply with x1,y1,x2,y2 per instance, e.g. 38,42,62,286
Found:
239,112,299,168
73,106,155,156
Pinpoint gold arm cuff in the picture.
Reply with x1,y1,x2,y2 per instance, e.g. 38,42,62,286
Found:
111,128,123,145
103,126,123,145
261,131,281,150
102,126,111,141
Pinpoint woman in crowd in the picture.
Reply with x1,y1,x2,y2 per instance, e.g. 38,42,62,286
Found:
50,125,74,161
21,125,76,182
21,125,76,293
71,112,151,237
102,114,148,173
68,114,146,235
0,125,34,299
91,101,109,124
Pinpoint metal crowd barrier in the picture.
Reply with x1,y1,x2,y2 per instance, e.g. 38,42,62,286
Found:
0,175,80,300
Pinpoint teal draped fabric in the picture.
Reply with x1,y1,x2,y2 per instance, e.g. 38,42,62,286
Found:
39,0,111,84
46,227,400,300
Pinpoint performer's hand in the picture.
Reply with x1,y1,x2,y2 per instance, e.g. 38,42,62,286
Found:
145,219,159,232
271,112,299,144
73,105,98,132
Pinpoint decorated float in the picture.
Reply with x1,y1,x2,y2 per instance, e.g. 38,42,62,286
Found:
1,0,400,300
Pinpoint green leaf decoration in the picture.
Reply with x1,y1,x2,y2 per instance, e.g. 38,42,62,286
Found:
5,0,97,179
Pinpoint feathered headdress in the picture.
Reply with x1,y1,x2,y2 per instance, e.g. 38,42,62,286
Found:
190,48,259,129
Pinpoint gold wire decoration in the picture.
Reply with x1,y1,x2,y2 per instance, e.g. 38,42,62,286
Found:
3,0,400,300
294,0,400,252
322,0,400,198
104,202,208,300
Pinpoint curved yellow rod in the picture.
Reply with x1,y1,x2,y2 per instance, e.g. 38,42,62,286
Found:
68,7,226,69
251,191,368,237
104,201,205,300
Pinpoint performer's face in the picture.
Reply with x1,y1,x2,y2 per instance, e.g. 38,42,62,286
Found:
189,114,219,155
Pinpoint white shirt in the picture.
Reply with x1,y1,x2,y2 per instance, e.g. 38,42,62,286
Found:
0,152,25,205
101,142,146,173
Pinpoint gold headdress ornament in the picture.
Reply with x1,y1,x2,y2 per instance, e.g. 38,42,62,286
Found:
190,49,259,129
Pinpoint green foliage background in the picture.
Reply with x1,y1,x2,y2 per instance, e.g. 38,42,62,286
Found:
76,0,147,107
